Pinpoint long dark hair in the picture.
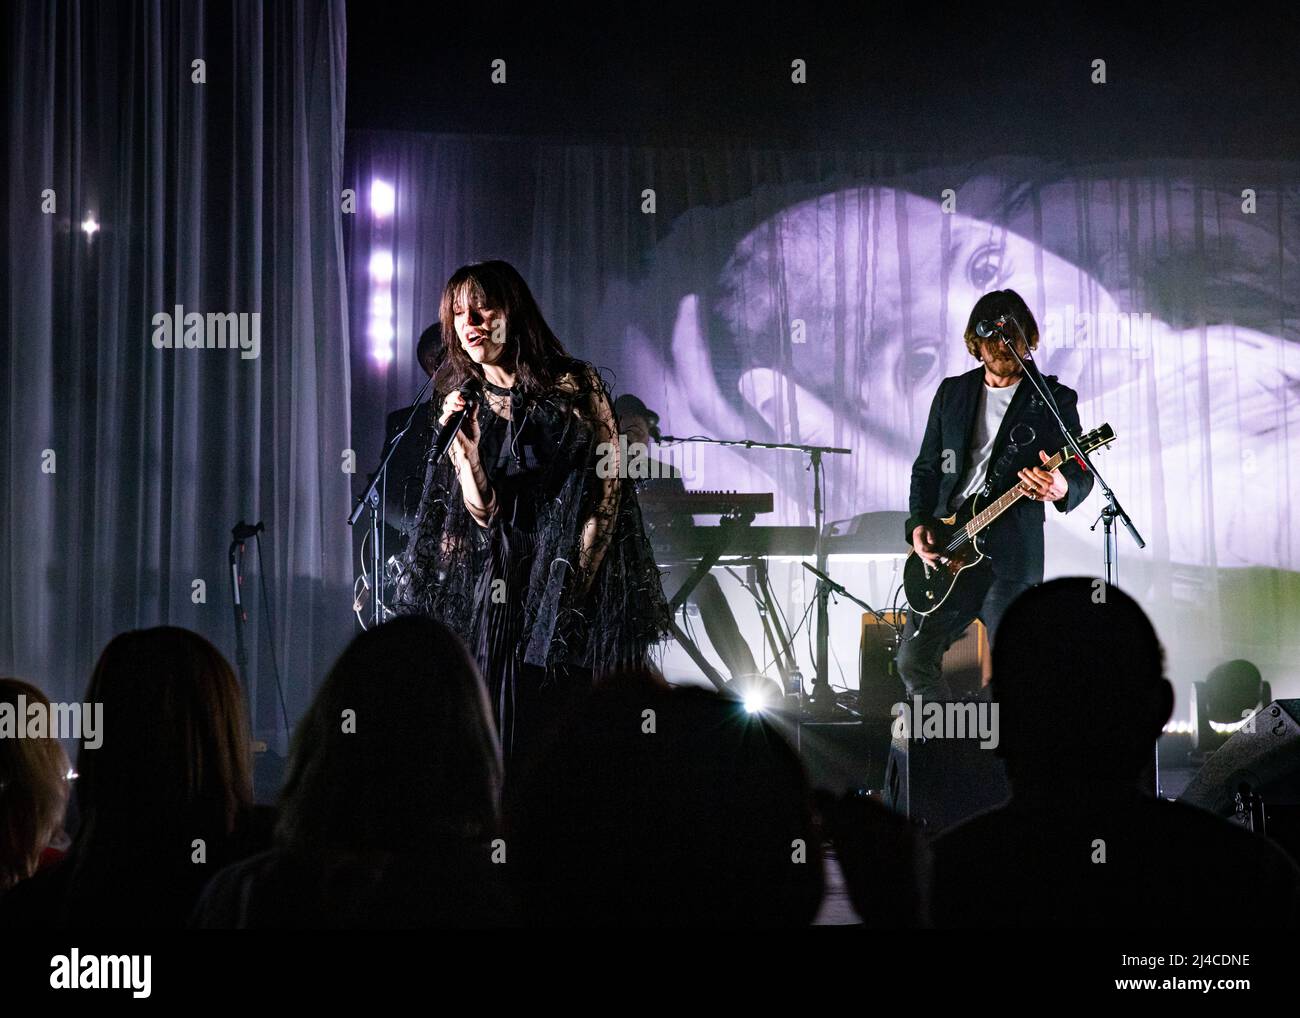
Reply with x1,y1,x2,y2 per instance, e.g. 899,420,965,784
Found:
274,616,502,854
72,627,253,859
437,260,575,397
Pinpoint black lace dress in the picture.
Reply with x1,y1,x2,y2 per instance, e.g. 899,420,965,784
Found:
393,363,669,763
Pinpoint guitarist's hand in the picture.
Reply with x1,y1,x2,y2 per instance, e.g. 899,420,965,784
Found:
1018,450,1068,502
911,524,944,567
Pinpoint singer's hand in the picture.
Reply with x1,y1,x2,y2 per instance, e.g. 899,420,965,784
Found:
439,389,480,466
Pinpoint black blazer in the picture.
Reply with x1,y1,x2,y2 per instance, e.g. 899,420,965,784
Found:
904,366,1094,581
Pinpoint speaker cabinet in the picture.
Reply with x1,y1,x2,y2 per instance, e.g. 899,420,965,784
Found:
1181,700,1300,816
859,612,991,718
883,724,1010,833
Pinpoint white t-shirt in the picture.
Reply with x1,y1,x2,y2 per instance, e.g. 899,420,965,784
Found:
954,377,1021,507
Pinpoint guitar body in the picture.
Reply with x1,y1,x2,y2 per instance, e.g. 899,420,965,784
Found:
900,422,1117,619
902,497,987,616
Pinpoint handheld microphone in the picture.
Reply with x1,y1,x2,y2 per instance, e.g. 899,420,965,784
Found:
974,316,1009,339
431,377,483,462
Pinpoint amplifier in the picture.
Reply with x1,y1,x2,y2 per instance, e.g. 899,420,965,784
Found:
859,612,990,718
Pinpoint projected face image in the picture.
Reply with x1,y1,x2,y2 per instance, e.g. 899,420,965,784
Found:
623,184,1300,572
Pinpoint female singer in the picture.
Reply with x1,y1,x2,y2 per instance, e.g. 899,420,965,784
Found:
394,261,668,764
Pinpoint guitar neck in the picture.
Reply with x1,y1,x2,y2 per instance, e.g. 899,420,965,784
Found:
964,450,1067,540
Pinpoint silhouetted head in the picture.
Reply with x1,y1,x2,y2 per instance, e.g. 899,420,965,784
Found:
416,322,444,379
512,683,823,927
276,616,501,854
991,578,1172,785
0,678,71,889
614,393,662,448
74,627,253,855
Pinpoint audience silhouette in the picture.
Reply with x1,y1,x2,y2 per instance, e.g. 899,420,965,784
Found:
191,616,516,928
0,678,71,896
929,578,1300,927
510,680,824,926
0,628,268,928
4,582,1299,930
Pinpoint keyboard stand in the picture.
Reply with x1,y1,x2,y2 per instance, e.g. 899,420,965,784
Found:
662,511,754,692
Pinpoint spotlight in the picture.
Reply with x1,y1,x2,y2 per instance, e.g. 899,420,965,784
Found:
370,180,395,218
724,673,786,715
81,214,99,236
1193,659,1268,753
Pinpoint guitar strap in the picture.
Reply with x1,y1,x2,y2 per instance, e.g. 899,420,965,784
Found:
981,395,1043,498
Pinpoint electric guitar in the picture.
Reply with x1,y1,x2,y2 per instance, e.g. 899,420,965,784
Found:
902,424,1117,615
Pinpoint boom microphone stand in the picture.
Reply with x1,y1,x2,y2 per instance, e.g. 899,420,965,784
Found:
984,315,1145,575
985,315,1155,792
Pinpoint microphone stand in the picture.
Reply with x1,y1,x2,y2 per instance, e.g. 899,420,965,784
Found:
997,317,1156,792
229,519,289,756
228,522,260,725
348,373,436,628
996,316,1146,574
658,433,851,715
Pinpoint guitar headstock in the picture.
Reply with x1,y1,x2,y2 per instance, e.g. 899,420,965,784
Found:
1056,423,1116,465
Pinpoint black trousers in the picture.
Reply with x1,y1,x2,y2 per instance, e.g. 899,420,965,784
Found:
895,560,1034,701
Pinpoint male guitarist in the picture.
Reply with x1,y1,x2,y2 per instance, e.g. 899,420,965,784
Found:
898,289,1095,700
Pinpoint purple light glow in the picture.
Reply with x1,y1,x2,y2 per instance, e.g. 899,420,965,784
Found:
368,250,394,283
370,180,395,218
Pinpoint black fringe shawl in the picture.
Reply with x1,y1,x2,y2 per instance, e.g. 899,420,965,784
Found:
391,365,670,685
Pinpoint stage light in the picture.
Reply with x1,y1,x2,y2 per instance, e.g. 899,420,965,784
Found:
368,250,394,283
368,314,394,365
725,673,786,715
1192,659,1268,753
370,180,395,218
81,214,99,236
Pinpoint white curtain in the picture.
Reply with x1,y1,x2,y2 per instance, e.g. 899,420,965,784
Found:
3,0,355,742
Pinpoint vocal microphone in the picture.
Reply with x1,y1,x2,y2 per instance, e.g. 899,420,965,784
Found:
431,377,483,462
974,315,1010,339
